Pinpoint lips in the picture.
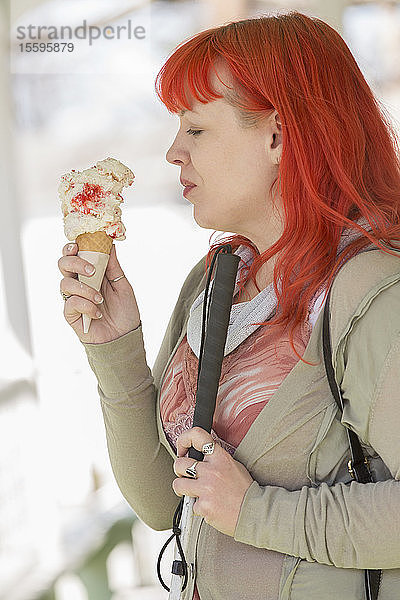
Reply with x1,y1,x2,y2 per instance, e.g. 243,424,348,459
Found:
180,177,197,188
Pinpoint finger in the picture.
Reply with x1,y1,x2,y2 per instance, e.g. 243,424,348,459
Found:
63,295,103,322
60,277,104,305
173,457,204,478
58,254,97,280
172,476,199,498
62,242,78,256
58,243,78,279
176,427,214,458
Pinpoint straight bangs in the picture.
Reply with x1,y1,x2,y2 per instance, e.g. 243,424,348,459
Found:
155,31,226,114
154,24,270,117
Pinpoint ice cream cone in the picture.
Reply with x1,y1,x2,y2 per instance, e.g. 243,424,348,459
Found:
59,158,134,333
76,232,113,333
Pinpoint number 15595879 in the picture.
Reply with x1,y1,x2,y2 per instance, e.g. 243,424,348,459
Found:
19,42,74,52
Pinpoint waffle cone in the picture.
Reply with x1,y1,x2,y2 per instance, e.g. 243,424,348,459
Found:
76,231,113,254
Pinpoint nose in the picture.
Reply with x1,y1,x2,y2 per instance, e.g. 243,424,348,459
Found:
165,133,189,166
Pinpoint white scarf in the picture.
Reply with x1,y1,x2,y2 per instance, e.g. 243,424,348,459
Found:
187,217,374,358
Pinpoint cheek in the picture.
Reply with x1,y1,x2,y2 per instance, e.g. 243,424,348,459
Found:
196,143,265,198
203,165,246,197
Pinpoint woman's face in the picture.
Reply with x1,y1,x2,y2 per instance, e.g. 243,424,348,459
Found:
165,63,284,253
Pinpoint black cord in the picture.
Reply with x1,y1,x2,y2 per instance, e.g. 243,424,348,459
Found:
157,498,189,592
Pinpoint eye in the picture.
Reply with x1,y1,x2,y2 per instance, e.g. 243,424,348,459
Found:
186,128,203,136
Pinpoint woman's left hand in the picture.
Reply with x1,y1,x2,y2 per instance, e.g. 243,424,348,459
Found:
172,427,254,537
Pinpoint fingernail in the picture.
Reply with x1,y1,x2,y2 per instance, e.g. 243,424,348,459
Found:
96,310,102,318
94,294,103,303
67,243,75,252
85,264,95,274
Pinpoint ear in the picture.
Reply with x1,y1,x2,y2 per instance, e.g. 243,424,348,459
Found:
271,110,282,165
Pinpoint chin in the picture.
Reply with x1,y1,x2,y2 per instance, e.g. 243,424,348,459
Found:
193,205,232,232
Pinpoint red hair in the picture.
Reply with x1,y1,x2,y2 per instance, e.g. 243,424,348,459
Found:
155,11,400,364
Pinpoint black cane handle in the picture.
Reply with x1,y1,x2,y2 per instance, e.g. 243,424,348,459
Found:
188,251,240,461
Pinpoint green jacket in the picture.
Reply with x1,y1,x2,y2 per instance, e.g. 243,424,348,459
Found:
82,246,400,599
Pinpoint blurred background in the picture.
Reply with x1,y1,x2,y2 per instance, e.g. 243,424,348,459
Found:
1,0,400,598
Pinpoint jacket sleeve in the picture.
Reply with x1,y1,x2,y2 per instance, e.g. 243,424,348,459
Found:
82,324,180,531
234,282,400,569
80,254,207,531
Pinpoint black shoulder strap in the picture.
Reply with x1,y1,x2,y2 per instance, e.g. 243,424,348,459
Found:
322,286,372,483
322,286,382,600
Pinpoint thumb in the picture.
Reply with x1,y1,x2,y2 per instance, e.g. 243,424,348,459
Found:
105,244,125,281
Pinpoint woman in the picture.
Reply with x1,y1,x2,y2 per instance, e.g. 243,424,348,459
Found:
58,11,400,600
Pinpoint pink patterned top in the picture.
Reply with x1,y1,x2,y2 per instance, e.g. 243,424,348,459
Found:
161,318,314,456
159,288,327,600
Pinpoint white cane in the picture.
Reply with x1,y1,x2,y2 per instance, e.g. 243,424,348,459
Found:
168,496,195,598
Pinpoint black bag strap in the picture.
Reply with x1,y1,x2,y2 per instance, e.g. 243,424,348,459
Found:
322,285,382,600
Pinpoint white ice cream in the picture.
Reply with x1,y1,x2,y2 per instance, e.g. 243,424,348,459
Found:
59,157,135,241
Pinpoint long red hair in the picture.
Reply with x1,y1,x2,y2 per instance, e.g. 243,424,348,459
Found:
155,11,400,364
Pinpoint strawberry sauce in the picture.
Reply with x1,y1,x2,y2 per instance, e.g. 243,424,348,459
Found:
71,183,109,215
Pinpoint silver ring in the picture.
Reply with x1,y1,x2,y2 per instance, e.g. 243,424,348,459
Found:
202,442,215,455
185,461,199,479
61,291,72,301
110,274,125,282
